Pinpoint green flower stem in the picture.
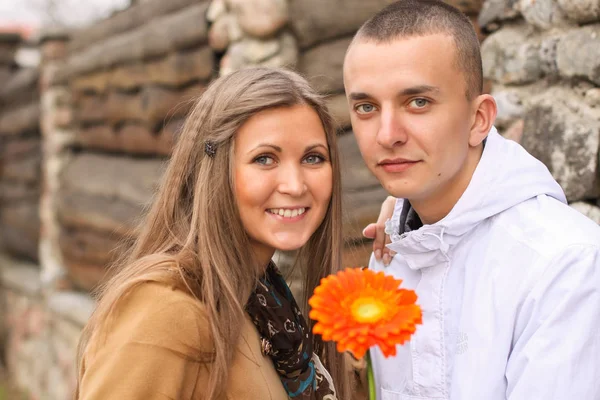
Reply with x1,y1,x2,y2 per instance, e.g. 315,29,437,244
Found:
367,350,376,400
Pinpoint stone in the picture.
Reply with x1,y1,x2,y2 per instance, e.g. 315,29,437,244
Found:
41,40,68,62
585,88,600,108
221,31,297,74
556,25,600,86
570,202,600,224
207,0,227,22
47,291,94,326
228,0,288,38
493,86,527,128
298,37,352,94
478,0,520,30
481,24,542,84
502,118,525,143
209,14,232,51
518,0,570,30
257,32,298,69
521,86,600,202
538,33,562,77
557,0,600,25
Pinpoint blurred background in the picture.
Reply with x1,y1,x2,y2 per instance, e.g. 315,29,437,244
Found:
0,0,598,398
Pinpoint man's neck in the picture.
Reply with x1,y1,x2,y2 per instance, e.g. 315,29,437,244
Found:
411,145,484,225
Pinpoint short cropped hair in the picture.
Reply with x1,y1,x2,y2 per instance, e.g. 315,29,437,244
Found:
354,0,482,99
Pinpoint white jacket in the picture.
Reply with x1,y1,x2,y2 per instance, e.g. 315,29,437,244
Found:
370,128,600,400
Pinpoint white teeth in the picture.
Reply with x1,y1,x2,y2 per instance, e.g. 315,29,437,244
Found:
268,208,306,218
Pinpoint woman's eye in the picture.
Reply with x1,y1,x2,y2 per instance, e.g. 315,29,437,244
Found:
355,103,376,114
255,155,275,165
410,98,429,108
303,154,326,164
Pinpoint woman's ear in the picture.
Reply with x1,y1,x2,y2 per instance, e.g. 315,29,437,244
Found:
469,94,497,147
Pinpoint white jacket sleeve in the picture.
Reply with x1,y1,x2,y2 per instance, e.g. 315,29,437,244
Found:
505,244,600,400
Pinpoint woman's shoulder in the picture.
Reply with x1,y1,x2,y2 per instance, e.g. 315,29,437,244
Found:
97,281,213,354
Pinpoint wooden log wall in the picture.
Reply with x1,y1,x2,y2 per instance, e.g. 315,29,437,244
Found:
0,67,41,262
52,0,213,290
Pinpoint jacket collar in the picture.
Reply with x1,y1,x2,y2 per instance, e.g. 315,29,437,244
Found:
385,127,566,270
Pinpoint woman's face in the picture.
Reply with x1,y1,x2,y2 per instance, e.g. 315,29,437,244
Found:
233,104,333,266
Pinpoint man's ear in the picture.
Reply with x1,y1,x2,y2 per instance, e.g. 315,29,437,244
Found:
469,94,497,147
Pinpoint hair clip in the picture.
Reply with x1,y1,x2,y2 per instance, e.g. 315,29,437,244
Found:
204,141,217,158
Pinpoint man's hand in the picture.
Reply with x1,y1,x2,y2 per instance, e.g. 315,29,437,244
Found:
363,196,397,266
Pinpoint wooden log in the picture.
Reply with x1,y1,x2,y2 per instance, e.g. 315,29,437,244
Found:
326,94,351,129
104,83,204,126
72,71,111,95
0,103,40,136
290,0,483,49
0,155,41,184
289,0,395,49
57,2,210,81
342,186,389,240
57,190,146,239
298,37,351,94
59,226,123,267
58,153,165,235
0,68,38,103
76,123,174,156
63,259,108,292
342,241,374,268
338,131,380,192
1,138,40,158
69,0,206,53
0,182,39,203
110,47,214,90
77,94,106,124
0,203,40,261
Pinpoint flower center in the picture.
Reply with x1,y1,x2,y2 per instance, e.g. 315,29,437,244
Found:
351,297,388,324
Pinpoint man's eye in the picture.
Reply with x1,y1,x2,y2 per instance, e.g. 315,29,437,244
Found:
303,154,326,164
356,104,376,114
255,156,275,165
410,98,429,108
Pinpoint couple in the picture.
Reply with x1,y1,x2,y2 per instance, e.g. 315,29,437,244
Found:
75,1,600,399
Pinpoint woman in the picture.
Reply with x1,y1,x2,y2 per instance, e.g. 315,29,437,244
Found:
75,67,350,399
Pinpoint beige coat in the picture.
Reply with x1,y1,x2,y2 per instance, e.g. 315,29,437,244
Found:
78,281,289,400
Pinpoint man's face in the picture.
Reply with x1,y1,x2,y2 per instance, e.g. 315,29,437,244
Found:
344,34,478,204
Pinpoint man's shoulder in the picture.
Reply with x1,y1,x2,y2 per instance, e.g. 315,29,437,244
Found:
492,194,600,257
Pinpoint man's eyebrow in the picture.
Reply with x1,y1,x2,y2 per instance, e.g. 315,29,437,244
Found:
398,85,440,96
348,92,372,101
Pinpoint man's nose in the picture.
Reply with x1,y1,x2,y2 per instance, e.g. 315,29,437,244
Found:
277,164,307,197
376,109,408,148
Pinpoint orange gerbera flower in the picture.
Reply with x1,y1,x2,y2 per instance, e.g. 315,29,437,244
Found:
309,267,422,359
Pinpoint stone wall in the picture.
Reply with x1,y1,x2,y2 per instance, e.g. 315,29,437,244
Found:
480,0,600,220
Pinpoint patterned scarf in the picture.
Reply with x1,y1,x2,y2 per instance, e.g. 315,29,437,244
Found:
245,263,337,399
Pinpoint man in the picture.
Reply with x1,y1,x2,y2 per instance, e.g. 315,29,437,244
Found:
344,1,600,399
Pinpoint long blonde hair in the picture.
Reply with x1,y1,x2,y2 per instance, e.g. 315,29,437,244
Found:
76,67,348,399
